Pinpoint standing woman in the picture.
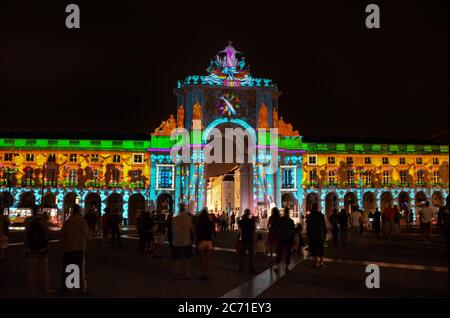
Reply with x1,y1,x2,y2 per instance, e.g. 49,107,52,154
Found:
267,207,280,265
195,208,215,280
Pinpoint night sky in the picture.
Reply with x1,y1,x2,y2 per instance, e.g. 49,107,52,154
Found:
0,0,448,142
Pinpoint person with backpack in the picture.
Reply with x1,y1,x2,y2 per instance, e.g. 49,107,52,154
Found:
60,204,90,295
24,205,54,295
0,203,10,261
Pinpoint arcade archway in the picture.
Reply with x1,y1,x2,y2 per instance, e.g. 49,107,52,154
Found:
431,191,444,208
128,193,146,225
107,193,123,214
157,193,173,213
63,192,79,217
415,191,428,208
363,192,376,217
305,192,319,213
344,192,357,213
19,191,35,208
398,191,410,213
42,193,57,208
203,119,256,215
0,192,14,208
325,192,338,221
85,192,101,214
380,192,393,213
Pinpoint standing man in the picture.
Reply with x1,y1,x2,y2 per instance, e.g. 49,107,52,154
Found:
383,203,395,237
230,211,236,231
307,203,327,268
350,206,362,244
373,208,381,234
237,209,256,273
171,204,194,279
60,204,90,295
274,207,295,273
24,205,54,295
418,201,434,245
328,208,340,247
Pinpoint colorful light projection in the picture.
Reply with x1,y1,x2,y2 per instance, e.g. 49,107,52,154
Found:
176,43,274,88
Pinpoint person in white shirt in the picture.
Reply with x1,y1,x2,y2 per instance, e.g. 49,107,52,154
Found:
419,201,434,244
350,206,362,245
171,204,194,279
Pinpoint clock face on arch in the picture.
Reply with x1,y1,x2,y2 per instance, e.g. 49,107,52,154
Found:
204,88,256,126
217,91,240,116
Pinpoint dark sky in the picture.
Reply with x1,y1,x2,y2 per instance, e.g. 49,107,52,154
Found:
0,0,448,142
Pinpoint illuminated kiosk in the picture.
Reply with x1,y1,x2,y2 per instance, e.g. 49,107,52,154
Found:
149,42,304,219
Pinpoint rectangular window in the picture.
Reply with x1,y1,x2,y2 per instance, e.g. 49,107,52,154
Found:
382,171,390,186
111,168,120,183
400,170,408,186
133,154,144,164
91,169,99,181
346,157,353,165
281,166,296,190
433,171,440,184
399,157,406,165
46,167,57,185
432,158,439,165
69,169,77,184
382,157,389,165
4,153,13,161
24,168,34,183
69,154,78,162
362,171,373,186
309,169,318,184
364,157,372,165
47,154,56,163
90,154,99,163
132,169,143,182
416,170,424,186
156,164,175,190
328,170,336,185
416,157,423,165
346,170,354,185
308,155,317,165
26,153,34,162
327,156,335,165
113,155,121,163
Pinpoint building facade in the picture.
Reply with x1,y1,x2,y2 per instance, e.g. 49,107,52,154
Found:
1,43,448,225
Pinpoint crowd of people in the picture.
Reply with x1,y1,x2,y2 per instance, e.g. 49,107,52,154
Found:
0,195,448,296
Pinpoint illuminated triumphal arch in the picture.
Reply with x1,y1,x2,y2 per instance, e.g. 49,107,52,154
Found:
149,42,303,216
